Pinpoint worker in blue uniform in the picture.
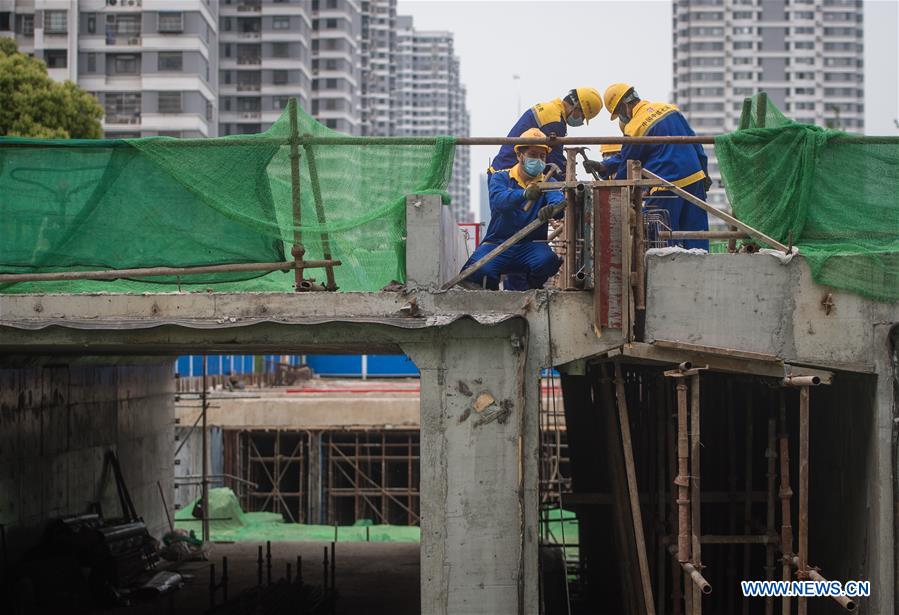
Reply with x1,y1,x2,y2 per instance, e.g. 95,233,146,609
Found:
460,128,566,290
585,83,712,250
489,87,603,174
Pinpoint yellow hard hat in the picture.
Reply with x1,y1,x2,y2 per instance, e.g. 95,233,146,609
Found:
604,83,635,120
600,143,622,155
574,87,603,123
514,127,551,153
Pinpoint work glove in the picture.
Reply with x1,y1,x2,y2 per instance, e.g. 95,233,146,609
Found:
583,159,607,177
538,205,555,223
704,175,713,191
524,185,542,202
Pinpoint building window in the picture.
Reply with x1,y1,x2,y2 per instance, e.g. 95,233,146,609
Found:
158,12,183,33
105,92,141,123
17,14,34,36
157,131,182,137
793,87,816,95
86,13,96,34
273,96,290,110
273,70,288,85
44,10,67,34
0,12,9,31
273,16,290,30
44,49,67,68
112,54,140,74
159,91,182,113
86,53,97,73
158,51,183,71
106,14,141,41
272,42,289,57
206,101,213,121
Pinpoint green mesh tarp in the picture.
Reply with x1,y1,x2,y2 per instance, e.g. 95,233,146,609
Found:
715,93,899,302
0,100,455,293
174,488,420,543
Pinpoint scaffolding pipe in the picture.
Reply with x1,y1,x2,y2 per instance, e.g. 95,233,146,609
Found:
689,374,703,614
788,556,857,611
0,259,341,284
675,378,690,563
779,393,793,615
668,545,713,595
201,356,209,543
765,416,777,615
797,386,810,615
783,376,821,387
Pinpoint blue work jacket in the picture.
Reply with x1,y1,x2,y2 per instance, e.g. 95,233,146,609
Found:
605,100,708,187
482,164,566,245
490,99,568,173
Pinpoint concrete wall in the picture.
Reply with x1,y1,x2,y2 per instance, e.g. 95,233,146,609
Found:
0,360,175,561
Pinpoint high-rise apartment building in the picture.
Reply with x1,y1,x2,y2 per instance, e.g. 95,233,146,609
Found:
395,15,471,221
1,0,219,138
1,0,471,216
672,0,864,208
218,0,312,135
360,0,395,136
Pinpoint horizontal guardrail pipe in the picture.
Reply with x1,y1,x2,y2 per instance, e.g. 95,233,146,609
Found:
0,259,341,283
3,135,898,149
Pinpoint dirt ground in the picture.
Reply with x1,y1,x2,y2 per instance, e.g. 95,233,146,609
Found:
109,541,420,615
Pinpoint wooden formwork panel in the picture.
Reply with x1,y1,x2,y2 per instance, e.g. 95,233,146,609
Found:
593,186,625,331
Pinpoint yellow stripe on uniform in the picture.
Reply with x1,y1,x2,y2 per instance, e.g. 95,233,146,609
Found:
532,98,565,128
649,169,707,194
624,100,679,137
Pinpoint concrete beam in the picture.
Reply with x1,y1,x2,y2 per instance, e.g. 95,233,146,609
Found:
645,253,899,372
0,289,618,366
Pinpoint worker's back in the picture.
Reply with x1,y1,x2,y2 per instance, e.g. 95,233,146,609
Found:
490,99,567,173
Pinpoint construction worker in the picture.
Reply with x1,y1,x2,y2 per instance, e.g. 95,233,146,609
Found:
598,143,622,176
585,83,711,250
460,128,565,290
489,87,603,174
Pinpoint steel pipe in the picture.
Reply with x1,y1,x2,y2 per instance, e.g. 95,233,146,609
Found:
788,556,857,611
0,259,341,284
668,545,713,595
797,386,810,615
779,393,793,615
675,379,691,563
7,134,899,148
658,231,750,240
782,376,821,387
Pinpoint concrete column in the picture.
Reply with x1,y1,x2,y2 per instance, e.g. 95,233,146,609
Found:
307,430,323,524
871,323,896,614
405,193,466,289
405,318,540,615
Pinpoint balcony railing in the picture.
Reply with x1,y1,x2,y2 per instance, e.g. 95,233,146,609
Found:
106,114,141,125
237,83,262,92
237,56,262,65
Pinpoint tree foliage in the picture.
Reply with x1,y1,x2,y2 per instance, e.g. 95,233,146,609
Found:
0,38,104,139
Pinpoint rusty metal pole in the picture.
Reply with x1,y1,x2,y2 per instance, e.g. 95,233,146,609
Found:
302,137,338,291
797,386,810,615
628,160,646,311
778,392,793,615
742,397,754,615
690,374,702,615
288,98,308,291
675,377,690,564
668,383,683,615
765,414,777,615
201,355,209,543
562,149,579,290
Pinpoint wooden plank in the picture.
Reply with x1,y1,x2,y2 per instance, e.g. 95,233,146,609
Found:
615,363,657,615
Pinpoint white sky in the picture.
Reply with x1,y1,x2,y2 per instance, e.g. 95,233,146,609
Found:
397,0,899,220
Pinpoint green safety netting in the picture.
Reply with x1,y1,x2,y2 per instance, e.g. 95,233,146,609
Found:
0,100,455,294
715,93,899,302
174,487,421,543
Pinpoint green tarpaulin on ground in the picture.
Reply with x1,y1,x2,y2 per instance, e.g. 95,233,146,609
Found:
174,487,420,543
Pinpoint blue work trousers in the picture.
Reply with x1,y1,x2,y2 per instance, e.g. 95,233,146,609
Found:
461,241,562,290
644,180,710,250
